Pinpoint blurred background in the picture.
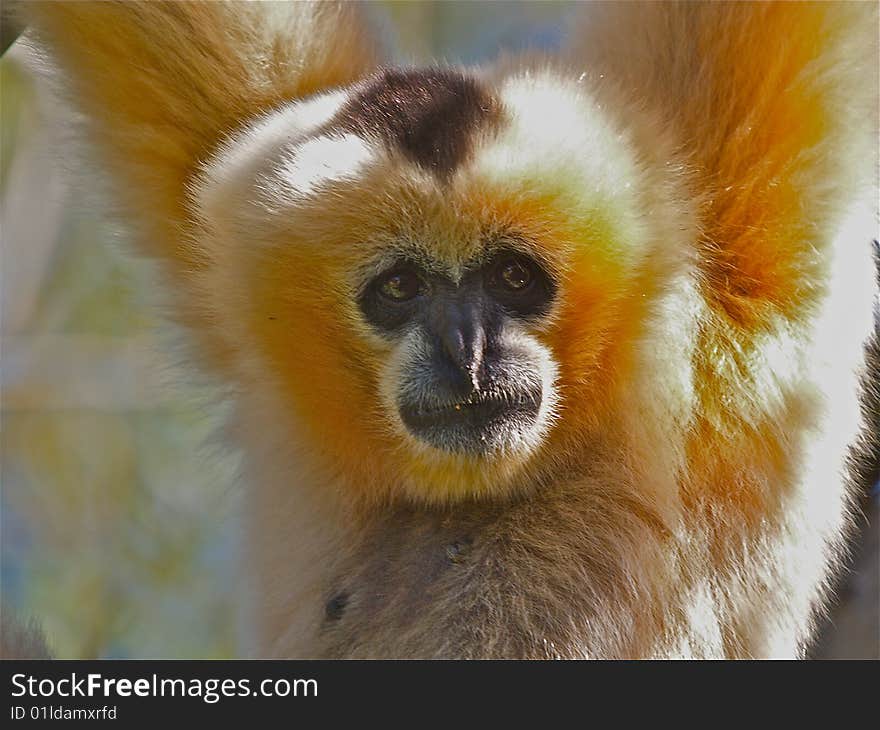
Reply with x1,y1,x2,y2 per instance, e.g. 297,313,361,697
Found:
1,2,876,659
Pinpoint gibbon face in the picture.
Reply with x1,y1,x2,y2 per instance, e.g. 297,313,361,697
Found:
196,67,673,503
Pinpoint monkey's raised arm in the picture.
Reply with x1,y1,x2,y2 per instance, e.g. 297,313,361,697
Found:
572,1,877,327
21,1,380,268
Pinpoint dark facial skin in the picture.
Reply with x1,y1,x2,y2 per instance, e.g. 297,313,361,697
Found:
358,251,556,454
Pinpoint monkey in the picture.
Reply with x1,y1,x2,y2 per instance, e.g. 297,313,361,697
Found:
13,0,878,658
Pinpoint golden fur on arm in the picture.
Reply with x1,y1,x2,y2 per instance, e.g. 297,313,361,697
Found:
573,1,879,498
21,0,380,268
568,1,879,657
573,1,878,327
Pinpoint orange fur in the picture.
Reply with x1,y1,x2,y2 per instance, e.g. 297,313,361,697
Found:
22,0,379,341
21,1,879,657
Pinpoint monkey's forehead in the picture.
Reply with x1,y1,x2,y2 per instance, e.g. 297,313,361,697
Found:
329,68,504,181
194,65,641,260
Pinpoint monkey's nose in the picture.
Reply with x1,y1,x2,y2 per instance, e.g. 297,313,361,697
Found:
434,300,486,393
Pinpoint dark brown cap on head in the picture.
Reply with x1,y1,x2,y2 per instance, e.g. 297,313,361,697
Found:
332,68,502,180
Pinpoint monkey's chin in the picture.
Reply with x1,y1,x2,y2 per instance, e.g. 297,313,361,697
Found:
397,393,543,457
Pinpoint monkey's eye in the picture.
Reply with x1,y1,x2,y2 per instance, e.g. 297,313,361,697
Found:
359,262,428,333
495,256,533,292
378,267,425,302
486,252,555,318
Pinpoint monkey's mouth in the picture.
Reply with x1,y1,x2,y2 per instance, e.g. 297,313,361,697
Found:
398,390,543,455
